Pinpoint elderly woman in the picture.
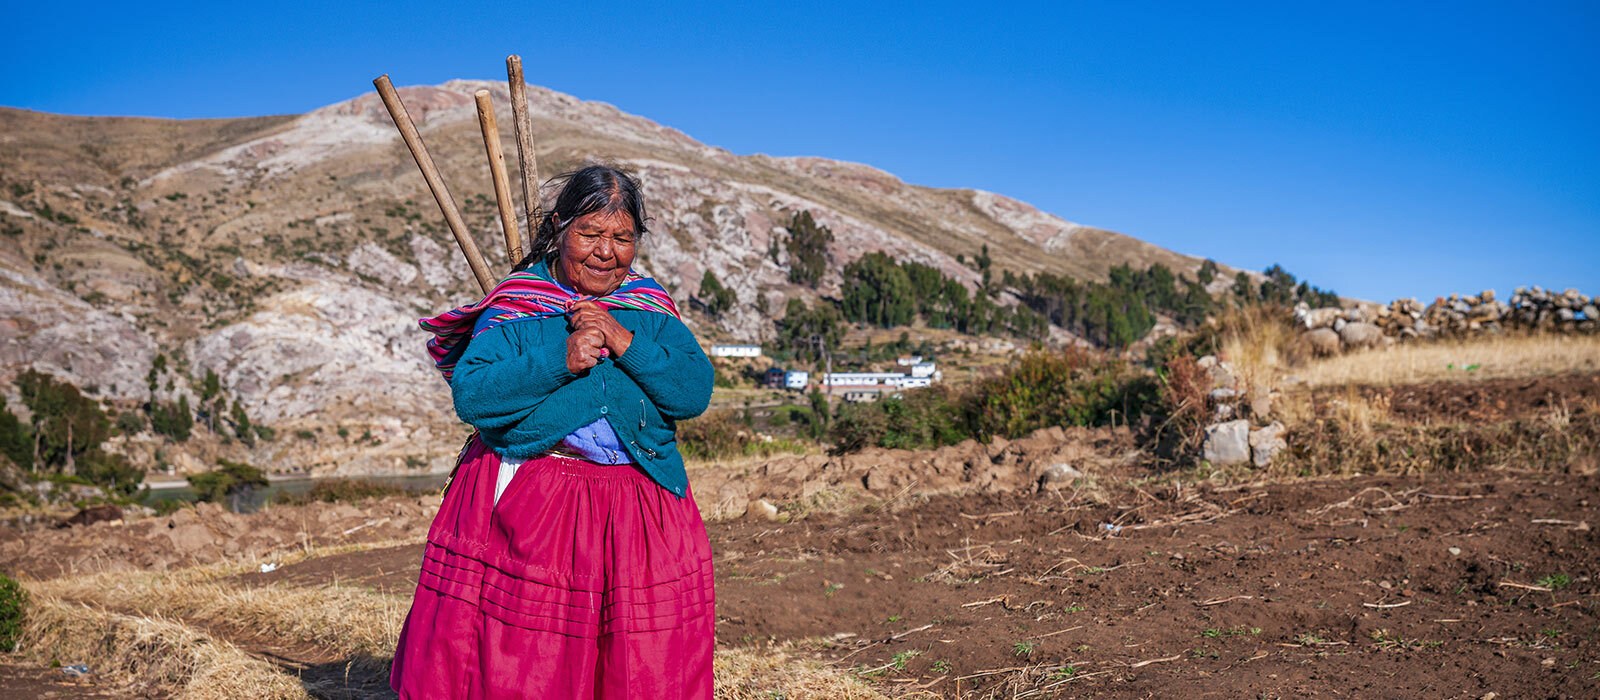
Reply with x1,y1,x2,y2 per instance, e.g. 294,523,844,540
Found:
391,165,716,698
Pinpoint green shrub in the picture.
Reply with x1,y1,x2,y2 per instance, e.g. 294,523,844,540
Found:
697,270,737,317
678,411,750,460
829,348,1163,454
832,388,966,453
113,410,146,435
0,397,31,468
189,459,268,508
77,450,144,497
275,479,406,506
965,349,1158,439
0,573,25,652
678,410,811,460
148,397,193,441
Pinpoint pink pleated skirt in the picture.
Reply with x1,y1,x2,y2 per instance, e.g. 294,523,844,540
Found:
390,436,716,699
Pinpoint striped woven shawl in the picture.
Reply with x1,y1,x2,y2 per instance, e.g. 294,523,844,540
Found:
419,268,679,381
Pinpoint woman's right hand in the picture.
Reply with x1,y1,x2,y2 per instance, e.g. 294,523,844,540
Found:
566,327,606,374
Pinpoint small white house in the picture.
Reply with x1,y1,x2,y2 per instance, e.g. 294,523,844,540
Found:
909,362,937,379
822,372,903,387
896,355,924,366
710,344,762,358
784,370,809,391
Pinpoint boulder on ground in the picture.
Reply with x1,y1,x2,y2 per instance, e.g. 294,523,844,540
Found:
1249,422,1288,468
1202,420,1251,466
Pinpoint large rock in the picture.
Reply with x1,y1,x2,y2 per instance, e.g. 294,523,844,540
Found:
1202,420,1251,466
1338,322,1384,349
1249,422,1288,468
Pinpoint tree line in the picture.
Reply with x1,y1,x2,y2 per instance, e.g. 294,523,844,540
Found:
710,209,1341,357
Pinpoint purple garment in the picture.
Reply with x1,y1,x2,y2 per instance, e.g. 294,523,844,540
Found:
560,418,632,464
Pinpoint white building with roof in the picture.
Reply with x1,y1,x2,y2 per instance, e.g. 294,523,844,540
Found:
709,344,762,358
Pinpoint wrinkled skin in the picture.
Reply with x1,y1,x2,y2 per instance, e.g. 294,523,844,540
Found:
557,210,637,373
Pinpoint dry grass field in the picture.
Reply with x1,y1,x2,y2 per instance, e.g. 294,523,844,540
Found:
1289,332,1600,387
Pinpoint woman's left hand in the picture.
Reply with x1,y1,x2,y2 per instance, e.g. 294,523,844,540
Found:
567,301,633,358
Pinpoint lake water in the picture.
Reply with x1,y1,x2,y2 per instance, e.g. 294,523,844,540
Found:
142,474,451,512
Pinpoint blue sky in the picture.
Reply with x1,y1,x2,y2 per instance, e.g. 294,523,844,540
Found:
3,1,1595,302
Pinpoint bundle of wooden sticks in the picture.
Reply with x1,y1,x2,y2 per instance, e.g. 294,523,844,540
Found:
373,56,541,294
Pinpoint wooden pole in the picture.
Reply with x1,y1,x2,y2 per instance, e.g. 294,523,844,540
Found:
474,90,522,264
506,55,542,247
372,74,496,294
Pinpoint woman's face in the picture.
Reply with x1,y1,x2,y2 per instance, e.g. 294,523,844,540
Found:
555,209,637,296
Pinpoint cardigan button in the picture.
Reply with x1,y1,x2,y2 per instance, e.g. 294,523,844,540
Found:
599,406,609,415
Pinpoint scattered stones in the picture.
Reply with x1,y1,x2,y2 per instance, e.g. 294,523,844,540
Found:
1202,420,1251,466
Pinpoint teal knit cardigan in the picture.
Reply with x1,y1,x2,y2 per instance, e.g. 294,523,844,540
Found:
447,282,714,498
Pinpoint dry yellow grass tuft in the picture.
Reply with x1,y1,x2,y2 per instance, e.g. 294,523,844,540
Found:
19,596,310,699
1290,333,1600,387
1216,305,1298,390
715,644,891,699
29,562,888,699
31,568,403,664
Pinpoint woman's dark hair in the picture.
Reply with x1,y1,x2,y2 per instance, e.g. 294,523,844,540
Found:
512,165,649,272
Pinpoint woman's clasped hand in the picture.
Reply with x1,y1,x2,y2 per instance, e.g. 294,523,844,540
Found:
565,300,633,373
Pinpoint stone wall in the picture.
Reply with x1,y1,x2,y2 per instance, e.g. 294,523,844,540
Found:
1294,287,1595,354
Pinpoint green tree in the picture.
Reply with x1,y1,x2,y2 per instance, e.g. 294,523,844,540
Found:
230,399,254,446
199,368,223,431
696,270,737,317
1232,271,1256,303
150,396,193,441
784,211,834,288
840,252,915,327
16,370,110,474
0,397,31,469
147,353,167,395
1197,259,1218,286
776,298,844,365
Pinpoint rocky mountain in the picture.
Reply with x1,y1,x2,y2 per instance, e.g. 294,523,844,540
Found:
0,79,1215,477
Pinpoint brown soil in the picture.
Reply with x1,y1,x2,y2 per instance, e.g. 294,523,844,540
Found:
1355,372,1600,424
8,374,1600,697
0,498,440,581
0,657,120,699
250,471,1600,698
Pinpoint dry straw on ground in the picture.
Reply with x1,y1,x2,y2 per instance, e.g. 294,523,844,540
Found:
25,559,886,699
1209,304,1600,390
19,596,311,699
1291,333,1600,388
31,568,403,665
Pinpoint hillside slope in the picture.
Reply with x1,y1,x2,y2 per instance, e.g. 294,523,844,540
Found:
0,81,1214,476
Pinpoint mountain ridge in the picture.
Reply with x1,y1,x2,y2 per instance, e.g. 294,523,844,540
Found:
0,79,1223,477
